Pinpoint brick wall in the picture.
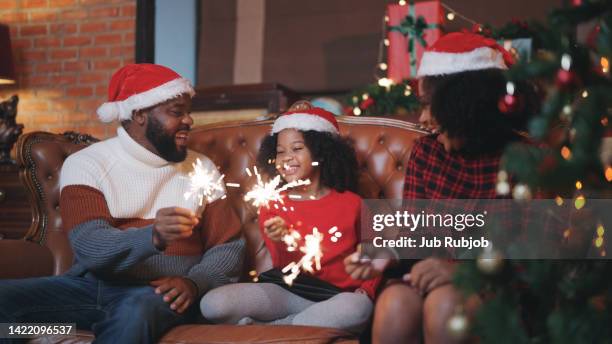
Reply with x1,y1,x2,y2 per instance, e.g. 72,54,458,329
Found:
0,0,136,139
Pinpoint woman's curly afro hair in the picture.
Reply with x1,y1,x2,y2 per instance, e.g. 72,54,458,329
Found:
423,68,539,156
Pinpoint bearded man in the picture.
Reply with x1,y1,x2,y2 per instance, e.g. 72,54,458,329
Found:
0,64,245,344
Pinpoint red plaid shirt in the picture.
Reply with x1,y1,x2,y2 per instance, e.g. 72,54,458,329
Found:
404,135,504,199
400,135,509,261
400,136,565,263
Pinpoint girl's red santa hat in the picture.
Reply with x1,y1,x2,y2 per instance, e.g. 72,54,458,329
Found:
271,100,340,135
97,63,195,122
417,32,515,77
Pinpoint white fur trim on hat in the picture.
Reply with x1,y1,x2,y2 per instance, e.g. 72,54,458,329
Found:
417,47,508,77
271,113,339,135
96,78,195,123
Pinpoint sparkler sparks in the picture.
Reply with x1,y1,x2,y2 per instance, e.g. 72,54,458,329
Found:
282,227,324,286
184,158,226,209
282,230,302,252
243,166,310,209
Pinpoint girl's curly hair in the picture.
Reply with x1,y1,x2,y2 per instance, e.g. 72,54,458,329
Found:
423,68,538,156
256,130,358,193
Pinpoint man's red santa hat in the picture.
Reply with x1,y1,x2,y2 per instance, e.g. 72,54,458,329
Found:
271,101,340,135
417,32,515,77
97,63,195,122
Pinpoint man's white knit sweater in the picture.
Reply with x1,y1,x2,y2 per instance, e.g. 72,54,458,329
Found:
59,127,244,296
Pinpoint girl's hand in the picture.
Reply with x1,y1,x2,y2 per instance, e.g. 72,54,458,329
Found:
344,244,397,280
263,216,288,241
344,251,392,280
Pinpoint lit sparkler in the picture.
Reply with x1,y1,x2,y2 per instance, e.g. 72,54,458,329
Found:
282,227,324,286
243,166,310,209
184,158,226,212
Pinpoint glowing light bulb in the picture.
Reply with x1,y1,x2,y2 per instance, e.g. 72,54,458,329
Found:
378,77,393,89
561,54,572,71
506,81,515,96
561,146,572,160
601,56,609,73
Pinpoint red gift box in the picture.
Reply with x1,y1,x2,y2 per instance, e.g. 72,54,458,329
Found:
387,1,444,82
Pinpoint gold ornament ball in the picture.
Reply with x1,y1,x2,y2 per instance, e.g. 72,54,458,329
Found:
512,184,532,201
496,181,510,196
447,312,469,340
477,249,504,274
561,104,573,121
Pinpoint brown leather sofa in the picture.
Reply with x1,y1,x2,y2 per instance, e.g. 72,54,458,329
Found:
1,116,425,343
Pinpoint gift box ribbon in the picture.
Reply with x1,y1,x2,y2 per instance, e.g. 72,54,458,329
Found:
388,1,439,77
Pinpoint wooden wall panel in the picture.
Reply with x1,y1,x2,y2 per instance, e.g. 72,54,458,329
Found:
197,0,564,93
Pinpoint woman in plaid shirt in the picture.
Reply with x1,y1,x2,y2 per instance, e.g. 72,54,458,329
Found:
346,32,537,343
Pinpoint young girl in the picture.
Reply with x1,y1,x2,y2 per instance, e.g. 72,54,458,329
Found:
200,101,380,333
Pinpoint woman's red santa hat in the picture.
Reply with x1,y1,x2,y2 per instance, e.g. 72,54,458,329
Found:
417,32,515,77
97,63,195,122
271,100,340,135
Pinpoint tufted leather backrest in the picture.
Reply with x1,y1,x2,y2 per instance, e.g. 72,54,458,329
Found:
16,132,100,275
16,117,425,275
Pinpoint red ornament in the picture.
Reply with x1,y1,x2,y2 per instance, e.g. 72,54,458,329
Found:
498,94,520,114
470,24,492,37
360,97,375,110
587,25,600,49
510,18,528,29
408,79,420,97
556,69,579,91
538,155,558,174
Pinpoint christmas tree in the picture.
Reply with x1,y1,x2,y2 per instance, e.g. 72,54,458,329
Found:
453,1,612,343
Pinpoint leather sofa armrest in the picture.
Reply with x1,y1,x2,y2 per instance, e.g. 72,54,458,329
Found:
0,239,54,279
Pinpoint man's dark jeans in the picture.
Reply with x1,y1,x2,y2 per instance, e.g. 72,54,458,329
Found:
0,273,196,343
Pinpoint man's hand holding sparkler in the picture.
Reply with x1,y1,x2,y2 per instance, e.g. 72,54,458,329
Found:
153,207,199,250
263,216,288,241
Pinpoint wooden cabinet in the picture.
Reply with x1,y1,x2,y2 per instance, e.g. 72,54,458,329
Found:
0,164,31,239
